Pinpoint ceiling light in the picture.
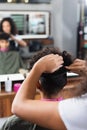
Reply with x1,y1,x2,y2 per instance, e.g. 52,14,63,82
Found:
7,0,13,3
85,0,87,5
24,0,29,3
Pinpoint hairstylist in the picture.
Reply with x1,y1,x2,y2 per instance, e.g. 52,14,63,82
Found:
0,17,27,51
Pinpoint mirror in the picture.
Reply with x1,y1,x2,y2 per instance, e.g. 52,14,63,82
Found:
0,11,50,75
0,11,50,39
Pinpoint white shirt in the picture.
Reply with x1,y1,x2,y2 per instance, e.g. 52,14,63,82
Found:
58,93,87,130
14,35,22,47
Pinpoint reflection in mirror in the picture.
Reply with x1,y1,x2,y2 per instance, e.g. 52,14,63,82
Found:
0,11,50,75
0,32,27,75
0,11,50,39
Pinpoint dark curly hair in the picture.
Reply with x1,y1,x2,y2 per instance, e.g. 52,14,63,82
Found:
0,32,10,40
0,17,18,35
29,47,74,98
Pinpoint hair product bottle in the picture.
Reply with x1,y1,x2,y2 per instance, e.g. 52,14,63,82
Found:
0,82,1,92
5,77,12,92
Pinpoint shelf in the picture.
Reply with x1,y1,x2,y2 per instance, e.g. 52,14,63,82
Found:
0,91,16,99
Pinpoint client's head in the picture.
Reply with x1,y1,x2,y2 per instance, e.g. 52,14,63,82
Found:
0,32,10,52
29,47,74,98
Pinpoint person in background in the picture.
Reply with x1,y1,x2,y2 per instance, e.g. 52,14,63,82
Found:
0,17,27,51
11,47,87,130
0,32,27,74
0,32,10,52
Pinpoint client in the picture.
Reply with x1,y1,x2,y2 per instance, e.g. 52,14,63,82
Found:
0,32,27,74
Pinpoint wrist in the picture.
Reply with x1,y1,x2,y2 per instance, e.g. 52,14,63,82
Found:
33,61,44,76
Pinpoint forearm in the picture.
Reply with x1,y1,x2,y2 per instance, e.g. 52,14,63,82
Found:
13,63,42,102
15,39,27,46
10,34,27,46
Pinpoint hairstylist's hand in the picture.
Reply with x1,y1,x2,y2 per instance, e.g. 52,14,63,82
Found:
34,54,64,73
10,34,15,40
66,59,87,76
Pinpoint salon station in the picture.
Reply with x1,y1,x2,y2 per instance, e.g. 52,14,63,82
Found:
0,0,87,128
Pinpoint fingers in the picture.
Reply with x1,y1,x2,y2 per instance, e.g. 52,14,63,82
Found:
66,58,87,75
36,54,64,73
55,54,64,64
66,64,85,70
54,54,64,66
41,54,64,73
66,59,86,68
52,54,64,72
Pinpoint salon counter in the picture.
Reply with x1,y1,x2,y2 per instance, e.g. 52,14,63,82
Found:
0,76,82,117
0,90,40,117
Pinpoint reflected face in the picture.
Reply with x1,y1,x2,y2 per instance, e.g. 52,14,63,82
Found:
0,40,9,49
2,21,11,34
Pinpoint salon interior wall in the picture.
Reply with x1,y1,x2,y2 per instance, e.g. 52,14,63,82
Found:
62,0,78,58
51,0,78,58
0,0,78,57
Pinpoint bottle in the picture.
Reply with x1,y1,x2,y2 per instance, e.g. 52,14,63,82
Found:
0,82,1,92
5,77,12,92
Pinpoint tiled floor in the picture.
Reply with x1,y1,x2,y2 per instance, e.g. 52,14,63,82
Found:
0,117,8,128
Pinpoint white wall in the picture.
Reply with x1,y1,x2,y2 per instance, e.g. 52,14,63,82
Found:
51,0,63,49
62,0,78,57
51,0,78,57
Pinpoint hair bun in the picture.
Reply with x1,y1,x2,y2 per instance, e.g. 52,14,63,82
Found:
62,51,73,66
